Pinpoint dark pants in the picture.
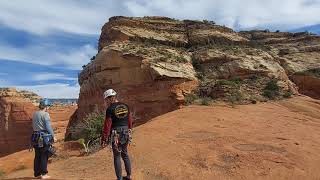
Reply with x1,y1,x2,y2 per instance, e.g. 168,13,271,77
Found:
34,145,49,177
112,143,131,180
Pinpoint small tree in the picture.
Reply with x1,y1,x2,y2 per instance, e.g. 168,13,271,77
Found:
263,79,280,99
79,111,105,153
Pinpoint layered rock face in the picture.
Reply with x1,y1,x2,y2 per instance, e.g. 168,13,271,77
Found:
239,30,320,99
66,16,320,139
0,88,38,157
291,69,320,99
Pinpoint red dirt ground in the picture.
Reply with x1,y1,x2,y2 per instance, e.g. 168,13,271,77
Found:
2,96,320,180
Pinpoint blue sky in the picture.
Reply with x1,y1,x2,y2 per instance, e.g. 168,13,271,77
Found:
0,0,319,98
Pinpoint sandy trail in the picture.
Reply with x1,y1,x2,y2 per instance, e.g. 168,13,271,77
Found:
3,96,320,180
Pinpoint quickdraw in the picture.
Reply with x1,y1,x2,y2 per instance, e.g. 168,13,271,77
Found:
112,130,121,153
111,129,132,152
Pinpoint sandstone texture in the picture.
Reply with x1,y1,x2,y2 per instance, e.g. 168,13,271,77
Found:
66,17,320,140
0,88,38,157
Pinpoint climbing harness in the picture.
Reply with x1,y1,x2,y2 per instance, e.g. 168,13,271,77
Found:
111,128,132,153
29,131,55,157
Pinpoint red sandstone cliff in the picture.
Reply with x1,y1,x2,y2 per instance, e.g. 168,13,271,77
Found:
0,88,37,157
66,17,320,140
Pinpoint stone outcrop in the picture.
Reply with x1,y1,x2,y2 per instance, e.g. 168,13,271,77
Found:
0,88,38,157
290,69,320,99
66,16,320,140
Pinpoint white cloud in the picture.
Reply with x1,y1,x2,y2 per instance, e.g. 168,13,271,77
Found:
15,83,80,98
0,0,319,35
124,0,320,30
32,73,77,81
0,43,96,70
0,0,128,35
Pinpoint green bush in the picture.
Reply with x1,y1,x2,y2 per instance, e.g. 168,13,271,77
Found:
0,170,5,179
230,77,243,85
191,56,202,71
283,90,293,98
227,91,243,104
263,79,280,99
201,97,212,106
175,56,188,63
216,78,242,87
77,138,90,153
265,79,279,91
184,93,198,105
82,112,105,146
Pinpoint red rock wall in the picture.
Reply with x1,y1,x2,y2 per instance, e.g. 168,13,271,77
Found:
291,75,320,99
0,97,36,157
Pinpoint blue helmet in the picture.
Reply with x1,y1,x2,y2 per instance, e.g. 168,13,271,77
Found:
39,98,51,108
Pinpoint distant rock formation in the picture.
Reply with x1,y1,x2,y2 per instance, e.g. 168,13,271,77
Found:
0,88,38,157
66,16,320,140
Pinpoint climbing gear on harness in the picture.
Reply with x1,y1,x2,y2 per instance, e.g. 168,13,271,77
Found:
38,136,44,147
30,131,53,148
128,129,132,145
30,131,56,157
112,130,121,152
47,145,56,157
111,128,131,152
104,89,117,99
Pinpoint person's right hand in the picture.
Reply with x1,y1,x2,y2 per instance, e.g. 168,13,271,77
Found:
100,137,106,148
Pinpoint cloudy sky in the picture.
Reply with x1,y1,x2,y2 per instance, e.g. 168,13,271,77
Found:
0,0,319,98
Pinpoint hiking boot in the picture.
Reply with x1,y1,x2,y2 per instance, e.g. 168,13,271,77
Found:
41,174,51,179
123,176,132,180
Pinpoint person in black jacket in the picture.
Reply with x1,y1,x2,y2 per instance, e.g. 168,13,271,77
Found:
101,89,133,180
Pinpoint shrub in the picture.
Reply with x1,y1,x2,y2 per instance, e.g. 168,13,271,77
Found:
264,29,270,33
265,79,279,91
283,90,293,98
216,78,242,87
263,79,280,99
0,170,5,178
227,91,243,104
201,97,212,106
184,93,198,105
230,77,243,85
175,56,188,63
191,56,202,71
81,112,105,151
78,138,90,153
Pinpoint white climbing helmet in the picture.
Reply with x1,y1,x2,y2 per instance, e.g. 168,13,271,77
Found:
103,89,117,99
